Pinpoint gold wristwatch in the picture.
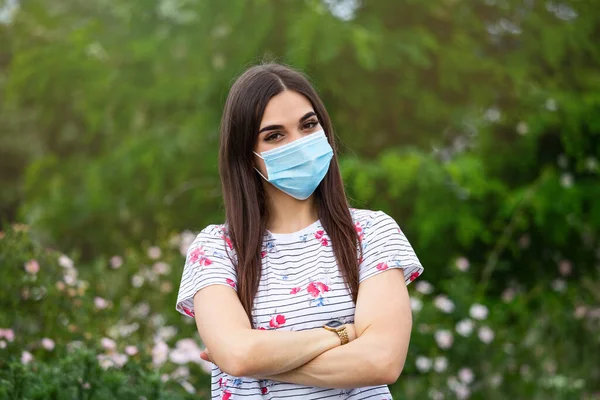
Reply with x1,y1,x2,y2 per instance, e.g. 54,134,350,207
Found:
323,320,349,345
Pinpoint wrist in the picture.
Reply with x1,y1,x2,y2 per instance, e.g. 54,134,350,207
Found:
323,320,349,345
321,327,343,348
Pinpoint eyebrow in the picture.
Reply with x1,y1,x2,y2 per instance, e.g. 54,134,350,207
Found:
258,111,317,134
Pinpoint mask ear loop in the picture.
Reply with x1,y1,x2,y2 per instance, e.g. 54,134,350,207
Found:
253,152,269,181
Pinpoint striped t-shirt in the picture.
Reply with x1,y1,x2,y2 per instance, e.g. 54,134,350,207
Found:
175,208,424,400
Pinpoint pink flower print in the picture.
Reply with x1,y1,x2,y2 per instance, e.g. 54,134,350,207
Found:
290,287,302,295
182,306,195,318
410,271,420,281
257,327,267,330
376,262,388,271
307,282,330,298
261,386,269,395
199,257,212,267
222,235,233,250
190,246,212,266
314,230,329,246
222,390,232,400
218,378,229,388
269,314,286,328
355,222,364,240
226,278,236,289
189,247,205,264
261,251,267,259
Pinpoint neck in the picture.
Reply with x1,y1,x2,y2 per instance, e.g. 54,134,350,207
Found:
265,186,319,234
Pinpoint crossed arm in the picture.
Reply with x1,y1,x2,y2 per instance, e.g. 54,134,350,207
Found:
193,268,412,389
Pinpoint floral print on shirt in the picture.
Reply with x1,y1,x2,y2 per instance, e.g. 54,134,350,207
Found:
188,246,212,267
269,314,286,328
307,279,333,307
314,230,329,246
175,208,423,400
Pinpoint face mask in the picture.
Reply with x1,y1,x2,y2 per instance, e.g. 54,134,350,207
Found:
254,129,334,200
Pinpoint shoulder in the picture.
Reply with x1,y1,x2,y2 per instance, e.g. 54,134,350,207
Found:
187,223,234,256
190,223,225,243
350,208,398,229
350,208,405,246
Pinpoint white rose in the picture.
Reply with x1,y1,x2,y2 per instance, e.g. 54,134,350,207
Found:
489,374,503,388
21,351,34,365
469,304,488,320
415,356,432,372
131,274,144,288
456,319,474,337
97,354,113,370
101,337,117,352
152,341,169,366
434,356,448,373
111,353,128,367
94,297,108,310
147,246,162,260
455,257,470,272
41,338,55,351
551,279,567,293
110,255,123,269
58,255,74,269
434,295,455,313
455,384,471,400
458,367,474,384
180,380,196,394
415,281,434,295
410,298,423,313
434,329,454,350
478,326,495,344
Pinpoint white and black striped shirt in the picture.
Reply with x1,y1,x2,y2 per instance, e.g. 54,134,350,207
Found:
176,208,424,399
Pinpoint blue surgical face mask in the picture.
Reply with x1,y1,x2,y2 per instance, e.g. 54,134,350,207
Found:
254,130,334,200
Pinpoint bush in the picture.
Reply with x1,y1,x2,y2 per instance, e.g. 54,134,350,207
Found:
1,225,599,399
0,225,211,398
396,260,600,399
0,347,197,400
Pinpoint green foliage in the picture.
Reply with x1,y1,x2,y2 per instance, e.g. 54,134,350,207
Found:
0,348,197,400
1,223,599,398
0,225,211,398
2,0,599,264
398,267,600,399
1,0,600,397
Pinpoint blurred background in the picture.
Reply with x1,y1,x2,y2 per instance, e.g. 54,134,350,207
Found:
1,0,599,398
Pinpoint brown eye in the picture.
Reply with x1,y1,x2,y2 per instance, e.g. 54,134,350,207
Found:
265,132,283,141
303,120,319,130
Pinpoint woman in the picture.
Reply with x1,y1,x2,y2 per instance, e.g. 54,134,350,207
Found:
175,63,423,399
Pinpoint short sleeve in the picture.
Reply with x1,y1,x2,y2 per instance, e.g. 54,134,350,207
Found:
175,225,238,318
358,211,424,285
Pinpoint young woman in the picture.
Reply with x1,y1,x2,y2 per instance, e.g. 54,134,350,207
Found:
175,63,424,399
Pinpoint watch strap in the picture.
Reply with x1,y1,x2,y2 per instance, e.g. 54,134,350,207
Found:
323,323,349,345
337,326,349,345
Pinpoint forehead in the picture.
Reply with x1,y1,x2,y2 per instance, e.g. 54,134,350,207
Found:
260,90,314,127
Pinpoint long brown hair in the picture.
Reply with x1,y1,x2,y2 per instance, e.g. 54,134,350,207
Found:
218,63,360,325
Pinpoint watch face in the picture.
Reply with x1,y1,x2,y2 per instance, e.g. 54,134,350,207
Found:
326,320,343,328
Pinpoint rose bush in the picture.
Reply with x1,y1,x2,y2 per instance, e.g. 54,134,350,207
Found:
1,225,598,399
